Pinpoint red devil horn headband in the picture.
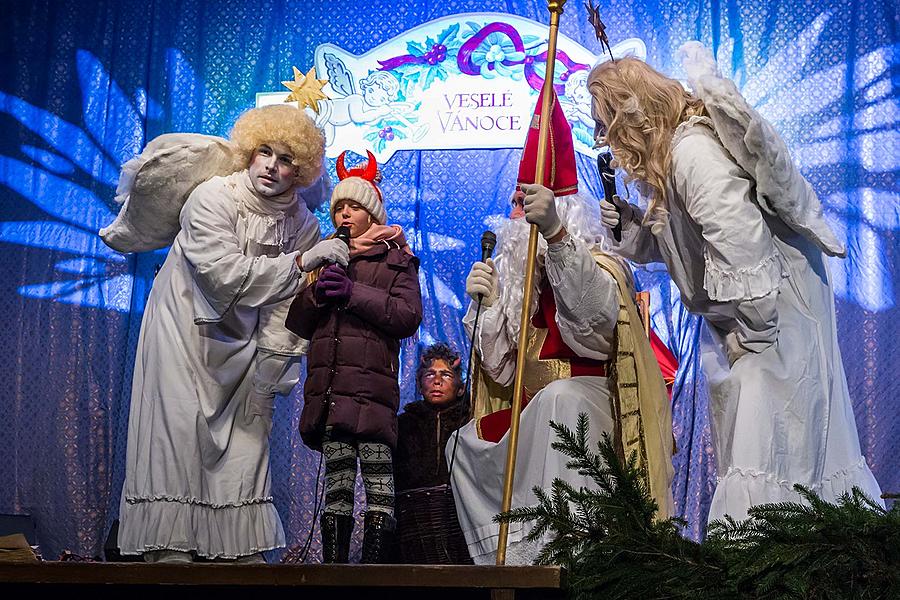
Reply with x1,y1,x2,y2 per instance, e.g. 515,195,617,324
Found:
336,150,379,183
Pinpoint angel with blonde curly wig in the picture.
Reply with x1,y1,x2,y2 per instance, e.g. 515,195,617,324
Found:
587,58,706,230
230,104,325,189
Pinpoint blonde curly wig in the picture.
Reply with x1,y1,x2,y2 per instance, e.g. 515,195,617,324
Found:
587,58,706,230
230,104,325,188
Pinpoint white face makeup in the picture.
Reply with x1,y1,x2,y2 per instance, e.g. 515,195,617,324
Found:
248,142,297,196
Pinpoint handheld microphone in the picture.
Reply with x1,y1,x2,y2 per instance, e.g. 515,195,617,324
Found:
335,225,351,247
480,231,497,263
597,152,622,242
478,231,497,303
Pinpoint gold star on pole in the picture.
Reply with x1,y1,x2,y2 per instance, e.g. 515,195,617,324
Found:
282,66,329,113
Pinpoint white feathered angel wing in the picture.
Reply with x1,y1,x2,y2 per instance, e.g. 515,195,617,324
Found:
678,42,846,258
99,133,243,253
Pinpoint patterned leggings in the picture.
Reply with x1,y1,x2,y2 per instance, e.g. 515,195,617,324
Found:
322,436,394,517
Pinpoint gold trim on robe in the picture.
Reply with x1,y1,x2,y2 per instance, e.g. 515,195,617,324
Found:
470,251,675,519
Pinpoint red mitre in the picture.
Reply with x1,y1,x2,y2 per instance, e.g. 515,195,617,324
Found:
516,87,578,196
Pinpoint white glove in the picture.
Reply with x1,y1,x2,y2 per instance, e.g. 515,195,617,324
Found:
599,194,634,230
299,238,349,271
520,183,563,239
465,259,499,307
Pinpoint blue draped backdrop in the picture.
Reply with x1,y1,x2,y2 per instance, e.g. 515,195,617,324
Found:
0,0,896,560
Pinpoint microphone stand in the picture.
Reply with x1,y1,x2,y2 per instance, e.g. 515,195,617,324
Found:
436,288,486,563
290,225,352,563
447,233,495,486
446,296,484,479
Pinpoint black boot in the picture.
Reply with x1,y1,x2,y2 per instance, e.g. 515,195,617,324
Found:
320,513,353,563
361,511,396,564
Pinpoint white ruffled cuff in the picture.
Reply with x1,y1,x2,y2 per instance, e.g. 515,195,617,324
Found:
703,249,785,302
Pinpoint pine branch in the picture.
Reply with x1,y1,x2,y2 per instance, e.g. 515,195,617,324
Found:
495,412,899,599
497,413,734,599
710,483,900,598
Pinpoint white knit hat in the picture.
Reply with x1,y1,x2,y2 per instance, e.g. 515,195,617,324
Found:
331,150,386,225
331,177,386,225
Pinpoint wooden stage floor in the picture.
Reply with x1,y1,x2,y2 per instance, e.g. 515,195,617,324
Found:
0,562,566,599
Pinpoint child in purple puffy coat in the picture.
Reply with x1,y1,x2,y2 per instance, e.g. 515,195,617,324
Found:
286,151,422,564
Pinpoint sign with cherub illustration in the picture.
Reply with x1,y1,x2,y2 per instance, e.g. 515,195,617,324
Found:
256,13,646,162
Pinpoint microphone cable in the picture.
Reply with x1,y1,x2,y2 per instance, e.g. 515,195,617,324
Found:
447,230,497,482
290,225,352,563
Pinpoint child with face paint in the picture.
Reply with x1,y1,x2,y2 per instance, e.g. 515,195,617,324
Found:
285,151,423,564
392,343,472,564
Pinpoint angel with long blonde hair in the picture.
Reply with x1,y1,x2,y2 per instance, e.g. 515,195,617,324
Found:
588,57,706,232
586,46,882,525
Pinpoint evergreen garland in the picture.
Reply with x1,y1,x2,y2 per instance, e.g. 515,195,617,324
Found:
496,413,899,599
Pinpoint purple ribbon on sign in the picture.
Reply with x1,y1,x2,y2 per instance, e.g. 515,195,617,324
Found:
378,44,448,71
378,21,590,94
456,22,588,94
524,50,589,94
456,22,526,74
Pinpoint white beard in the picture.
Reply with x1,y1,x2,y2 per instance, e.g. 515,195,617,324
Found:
493,217,544,343
492,193,607,343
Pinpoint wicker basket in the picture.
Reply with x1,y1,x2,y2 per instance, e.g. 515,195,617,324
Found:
395,484,473,564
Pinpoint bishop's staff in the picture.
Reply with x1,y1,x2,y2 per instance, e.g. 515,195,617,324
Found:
495,0,568,566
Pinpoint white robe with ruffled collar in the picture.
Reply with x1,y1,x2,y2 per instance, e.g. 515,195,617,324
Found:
119,170,321,558
611,117,882,523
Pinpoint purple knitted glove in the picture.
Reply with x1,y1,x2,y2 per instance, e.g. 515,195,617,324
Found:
316,264,353,303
